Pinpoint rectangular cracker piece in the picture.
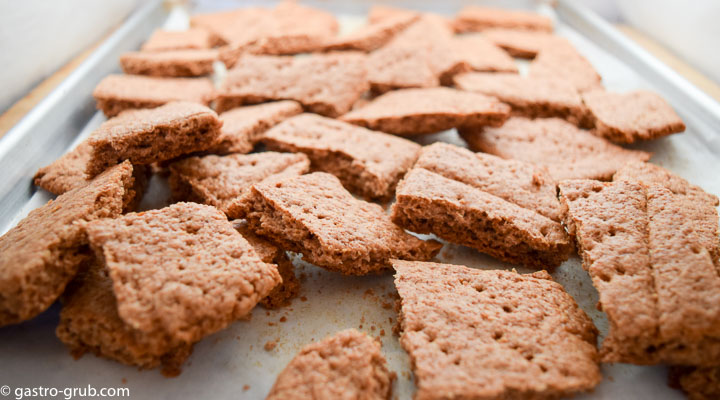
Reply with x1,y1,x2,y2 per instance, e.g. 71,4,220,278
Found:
340,87,510,136
529,39,602,93
0,162,133,326
262,113,421,201
208,100,302,154
141,28,223,52
86,101,222,177
582,90,686,143
482,28,559,58
454,6,554,33
392,168,571,269
559,180,720,366
415,142,562,222
168,152,310,219
33,140,151,212
216,54,367,117
436,35,518,85
93,74,216,117
85,202,281,345
392,260,601,400
267,329,394,400
120,49,220,77
460,117,651,181
613,160,719,266
233,220,299,309
239,172,442,275
454,72,588,126
368,5,418,24
56,261,194,377
322,13,419,52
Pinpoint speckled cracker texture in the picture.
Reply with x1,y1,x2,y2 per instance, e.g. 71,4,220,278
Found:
670,366,720,400
559,180,720,366
262,113,421,201
340,87,509,136
86,101,221,177
529,39,602,93
393,260,601,400
460,117,651,181
92,74,216,117
0,162,133,326
322,13,418,52
120,49,220,77
239,172,442,275
85,202,281,345
266,329,394,400
168,152,310,219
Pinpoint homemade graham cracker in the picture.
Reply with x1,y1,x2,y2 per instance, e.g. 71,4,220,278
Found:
208,100,302,154
168,152,310,219
85,202,281,346
0,162,133,326
454,72,588,126
86,101,222,177
368,5,419,24
614,161,720,265
482,28,559,58
393,260,601,400
582,90,686,143
239,172,442,275
234,220,299,309
141,28,224,52
93,74,216,117
559,180,720,366
266,329,394,400
56,261,194,376
460,117,652,181
216,54,367,117
436,35,518,85
33,140,151,212
340,87,510,136
670,366,720,400
120,49,220,77
262,113,421,201
529,39,602,93
454,6,554,33
392,167,571,269
322,12,419,52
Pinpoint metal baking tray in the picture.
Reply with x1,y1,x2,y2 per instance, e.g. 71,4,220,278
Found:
2,1,719,399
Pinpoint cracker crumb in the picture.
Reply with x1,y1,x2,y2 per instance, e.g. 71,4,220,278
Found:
243,385,250,391
265,341,277,351
279,316,287,323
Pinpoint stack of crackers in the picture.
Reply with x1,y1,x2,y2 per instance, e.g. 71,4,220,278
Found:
1,2,716,399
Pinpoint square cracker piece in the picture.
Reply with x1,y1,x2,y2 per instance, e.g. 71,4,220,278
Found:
340,87,510,136
434,35,518,85
613,160,720,265
454,72,588,126
529,39,602,93
141,28,223,52
33,141,150,212
93,74,216,118
460,117,651,181
56,261,194,377
0,162,134,327
208,100,302,154
322,12,419,52
216,54,367,117
559,180,720,366
233,220,299,309
85,202,281,345
393,260,601,400
267,329,394,400
454,6,554,33
262,113,421,201
86,101,222,177
582,90,686,144
120,49,220,77
168,152,310,219
239,172,442,275
391,143,572,269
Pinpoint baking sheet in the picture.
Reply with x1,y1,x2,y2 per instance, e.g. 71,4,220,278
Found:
1,1,719,399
